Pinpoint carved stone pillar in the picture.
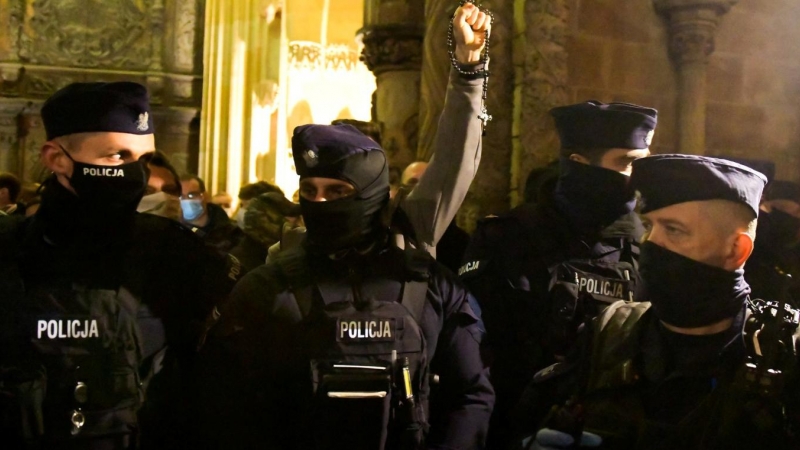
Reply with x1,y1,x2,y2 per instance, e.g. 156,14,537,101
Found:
513,0,569,206
416,0,453,162
654,0,737,155
359,0,424,169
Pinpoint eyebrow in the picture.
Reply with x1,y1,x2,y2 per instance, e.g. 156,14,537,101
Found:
655,217,688,229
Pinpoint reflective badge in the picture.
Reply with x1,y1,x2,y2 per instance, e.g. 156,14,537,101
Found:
574,273,629,303
36,319,100,339
337,318,396,342
458,260,484,277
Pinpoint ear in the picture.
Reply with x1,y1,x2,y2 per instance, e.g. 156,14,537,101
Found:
568,153,590,165
0,187,8,203
41,141,72,177
725,232,754,271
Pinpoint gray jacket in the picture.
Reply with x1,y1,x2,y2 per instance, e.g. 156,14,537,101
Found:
401,67,484,256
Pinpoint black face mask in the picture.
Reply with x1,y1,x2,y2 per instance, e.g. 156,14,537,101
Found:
553,157,637,232
301,191,388,255
61,146,149,213
639,241,750,328
760,209,800,249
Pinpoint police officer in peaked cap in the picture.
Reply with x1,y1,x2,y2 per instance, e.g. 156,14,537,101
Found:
1,81,242,449
460,100,657,448
515,155,800,449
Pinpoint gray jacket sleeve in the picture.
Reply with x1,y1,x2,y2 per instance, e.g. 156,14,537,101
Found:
401,67,484,254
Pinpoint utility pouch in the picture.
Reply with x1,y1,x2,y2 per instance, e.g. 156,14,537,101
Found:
0,363,46,447
311,360,393,449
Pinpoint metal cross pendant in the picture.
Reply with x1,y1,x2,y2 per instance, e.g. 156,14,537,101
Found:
478,107,492,136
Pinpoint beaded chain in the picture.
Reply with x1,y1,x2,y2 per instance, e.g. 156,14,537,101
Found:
447,0,493,135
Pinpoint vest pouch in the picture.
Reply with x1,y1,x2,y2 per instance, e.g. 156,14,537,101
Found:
0,363,46,447
545,260,637,358
310,360,393,449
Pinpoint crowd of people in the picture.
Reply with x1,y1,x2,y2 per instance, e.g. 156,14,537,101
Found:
1,3,800,450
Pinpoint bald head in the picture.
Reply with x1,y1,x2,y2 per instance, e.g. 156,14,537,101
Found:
402,162,428,187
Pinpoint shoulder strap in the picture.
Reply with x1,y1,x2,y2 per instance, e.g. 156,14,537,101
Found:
401,280,428,325
586,301,651,392
272,247,314,317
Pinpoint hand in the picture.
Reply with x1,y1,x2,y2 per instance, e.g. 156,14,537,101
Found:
452,2,492,65
523,428,602,450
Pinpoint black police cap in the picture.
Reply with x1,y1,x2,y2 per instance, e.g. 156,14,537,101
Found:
550,101,658,150
41,82,154,140
291,124,386,192
631,154,767,217
718,157,776,184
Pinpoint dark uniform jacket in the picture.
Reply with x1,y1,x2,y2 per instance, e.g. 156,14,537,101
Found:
196,244,494,449
3,180,240,449
460,199,644,448
745,212,800,307
513,301,800,449
188,202,243,255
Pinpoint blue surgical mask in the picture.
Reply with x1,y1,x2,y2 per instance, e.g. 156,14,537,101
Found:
180,198,204,221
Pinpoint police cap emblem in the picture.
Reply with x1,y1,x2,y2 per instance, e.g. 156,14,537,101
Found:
302,149,318,168
644,129,655,147
136,112,149,131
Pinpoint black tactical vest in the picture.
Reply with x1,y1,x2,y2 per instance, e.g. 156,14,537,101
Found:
24,283,146,442
275,248,433,450
575,300,800,449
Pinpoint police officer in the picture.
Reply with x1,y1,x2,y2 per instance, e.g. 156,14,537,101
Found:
1,82,240,449
746,180,800,306
460,101,657,447
517,155,800,449
194,125,494,449
196,119,494,448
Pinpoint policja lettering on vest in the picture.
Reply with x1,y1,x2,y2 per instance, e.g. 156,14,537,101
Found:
83,167,125,177
338,319,395,342
577,275,626,300
458,260,480,276
36,319,100,339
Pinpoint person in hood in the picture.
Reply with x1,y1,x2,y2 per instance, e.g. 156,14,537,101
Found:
195,4,494,449
746,180,800,306
460,100,657,448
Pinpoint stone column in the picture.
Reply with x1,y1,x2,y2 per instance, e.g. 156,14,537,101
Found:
416,0,453,162
359,0,424,169
513,0,569,206
654,0,737,155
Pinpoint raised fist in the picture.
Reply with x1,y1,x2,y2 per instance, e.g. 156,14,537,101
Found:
452,2,492,65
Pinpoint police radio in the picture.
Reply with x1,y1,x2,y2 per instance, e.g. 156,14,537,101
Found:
742,270,800,397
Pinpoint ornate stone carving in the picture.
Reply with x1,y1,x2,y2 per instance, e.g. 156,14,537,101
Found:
459,0,515,224
654,0,738,66
172,0,200,73
25,71,81,98
20,0,152,70
517,0,569,199
654,0,738,155
416,0,455,161
2,0,25,60
149,0,165,72
668,28,715,64
288,41,361,71
359,25,424,74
